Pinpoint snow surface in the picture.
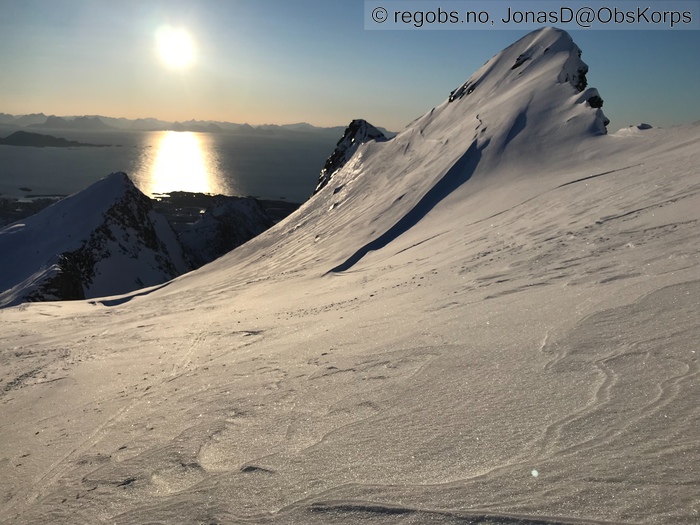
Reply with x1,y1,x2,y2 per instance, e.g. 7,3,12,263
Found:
1,28,699,524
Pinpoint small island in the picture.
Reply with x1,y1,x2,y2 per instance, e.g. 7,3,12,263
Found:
0,131,110,148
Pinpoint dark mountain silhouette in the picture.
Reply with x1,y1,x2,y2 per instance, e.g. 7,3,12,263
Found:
0,131,108,147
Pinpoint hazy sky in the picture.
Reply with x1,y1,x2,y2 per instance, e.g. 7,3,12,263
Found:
1,0,699,131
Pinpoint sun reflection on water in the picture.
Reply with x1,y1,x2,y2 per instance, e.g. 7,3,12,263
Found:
148,131,226,195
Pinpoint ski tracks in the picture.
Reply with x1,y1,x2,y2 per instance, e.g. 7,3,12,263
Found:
7,319,215,519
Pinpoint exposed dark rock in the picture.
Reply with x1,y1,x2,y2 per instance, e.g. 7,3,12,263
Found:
240,465,275,474
561,65,588,92
449,80,477,102
57,174,186,295
1,190,295,294
314,120,388,194
0,173,191,307
511,53,532,70
587,95,604,109
176,196,273,268
25,253,85,303
574,66,588,92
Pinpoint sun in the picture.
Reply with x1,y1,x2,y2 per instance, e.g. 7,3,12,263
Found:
156,27,195,69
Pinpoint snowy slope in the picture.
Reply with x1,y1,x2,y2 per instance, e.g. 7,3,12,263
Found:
223,27,613,279
0,173,189,307
1,28,699,525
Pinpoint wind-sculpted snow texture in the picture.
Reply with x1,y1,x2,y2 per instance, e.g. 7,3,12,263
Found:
1,28,699,525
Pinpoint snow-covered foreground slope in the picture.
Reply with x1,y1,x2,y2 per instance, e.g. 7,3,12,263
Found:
1,28,699,524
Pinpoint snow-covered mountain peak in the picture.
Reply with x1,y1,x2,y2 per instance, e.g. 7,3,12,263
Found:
252,28,614,275
0,172,189,307
408,27,608,171
314,119,388,194
449,27,592,101
48,171,136,223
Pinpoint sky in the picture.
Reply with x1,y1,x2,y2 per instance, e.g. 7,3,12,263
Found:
1,0,699,132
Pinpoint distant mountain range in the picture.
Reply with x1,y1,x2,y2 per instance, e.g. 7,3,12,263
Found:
0,112,394,136
28,115,112,131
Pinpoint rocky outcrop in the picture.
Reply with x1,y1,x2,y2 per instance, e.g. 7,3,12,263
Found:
177,197,273,268
0,173,190,307
24,255,85,302
64,174,188,295
314,120,388,194
0,173,284,307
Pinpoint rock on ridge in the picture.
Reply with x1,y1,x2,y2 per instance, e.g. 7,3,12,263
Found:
314,119,388,194
298,28,614,274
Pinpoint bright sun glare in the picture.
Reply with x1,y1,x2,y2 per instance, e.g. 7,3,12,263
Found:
150,131,215,194
156,27,195,69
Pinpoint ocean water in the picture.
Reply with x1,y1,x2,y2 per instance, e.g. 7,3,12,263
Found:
0,127,338,203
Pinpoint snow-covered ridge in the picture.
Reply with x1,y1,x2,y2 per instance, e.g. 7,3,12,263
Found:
0,173,275,307
0,173,189,307
266,27,612,276
1,29,609,302
434,26,609,160
314,119,388,194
